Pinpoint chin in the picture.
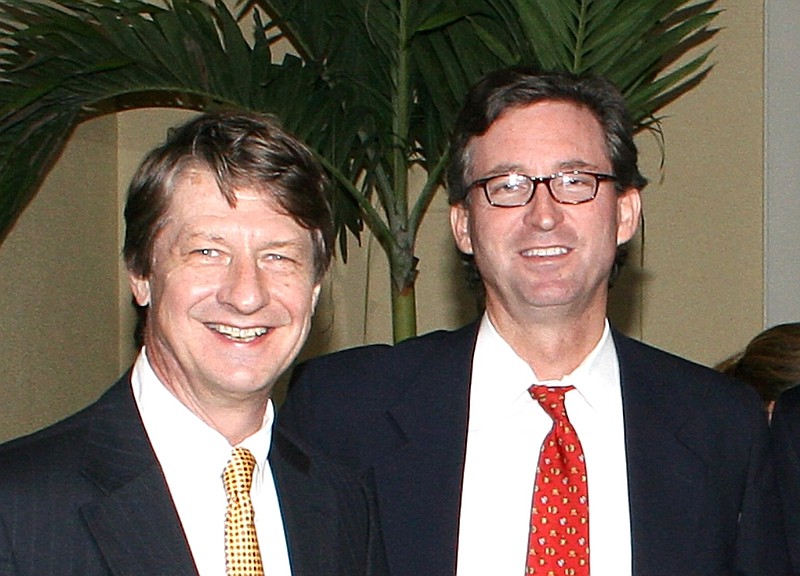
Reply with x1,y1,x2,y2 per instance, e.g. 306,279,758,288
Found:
213,369,277,394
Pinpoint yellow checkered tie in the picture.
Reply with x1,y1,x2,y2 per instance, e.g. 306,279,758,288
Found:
223,447,264,576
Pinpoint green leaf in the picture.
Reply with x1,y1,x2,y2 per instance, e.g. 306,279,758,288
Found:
0,0,721,341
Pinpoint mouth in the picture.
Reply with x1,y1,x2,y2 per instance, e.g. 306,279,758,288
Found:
206,323,269,343
521,246,569,258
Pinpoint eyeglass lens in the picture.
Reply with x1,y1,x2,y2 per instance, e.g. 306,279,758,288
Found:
484,172,602,206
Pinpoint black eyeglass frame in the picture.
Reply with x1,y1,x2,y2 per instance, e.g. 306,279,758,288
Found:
469,170,618,207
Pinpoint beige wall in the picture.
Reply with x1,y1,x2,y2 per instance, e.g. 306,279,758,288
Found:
0,117,121,441
636,2,765,364
0,0,768,441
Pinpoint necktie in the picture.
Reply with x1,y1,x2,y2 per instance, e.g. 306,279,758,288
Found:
223,447,264,576
526,385,589,575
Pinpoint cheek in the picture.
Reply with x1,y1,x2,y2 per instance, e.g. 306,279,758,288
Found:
591,199,624,239
469,209,511,249
285,282,320,317
266,272,319,311
151,267,219,312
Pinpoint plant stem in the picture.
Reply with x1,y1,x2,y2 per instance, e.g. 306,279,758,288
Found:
387,0,416,342
392,281,417,342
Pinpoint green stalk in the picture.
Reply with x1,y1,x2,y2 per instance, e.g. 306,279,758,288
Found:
392,281,417,342
387,0,417,342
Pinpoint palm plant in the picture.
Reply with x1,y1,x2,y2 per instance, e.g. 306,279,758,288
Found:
0,0,719,342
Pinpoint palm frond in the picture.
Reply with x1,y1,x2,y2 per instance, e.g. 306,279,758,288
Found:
1,0,721,341
0,0,364,246
509,0,720,130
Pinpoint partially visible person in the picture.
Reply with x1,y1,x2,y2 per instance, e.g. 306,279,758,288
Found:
770,377,800,574
0,112,385,576
280,67,789,575
716,322,800,419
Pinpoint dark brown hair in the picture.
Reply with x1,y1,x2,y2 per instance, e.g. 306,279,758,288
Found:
123,111,333,283
446,66,647,205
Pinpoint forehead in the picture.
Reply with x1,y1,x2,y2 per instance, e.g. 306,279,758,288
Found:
159,168,305,241
166,167,267,215
469,100,609,175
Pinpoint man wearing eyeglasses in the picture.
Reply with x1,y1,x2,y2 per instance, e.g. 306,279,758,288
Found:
281,68,788,575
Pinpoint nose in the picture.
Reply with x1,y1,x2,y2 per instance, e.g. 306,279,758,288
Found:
523,181,564,231
217,257,269,314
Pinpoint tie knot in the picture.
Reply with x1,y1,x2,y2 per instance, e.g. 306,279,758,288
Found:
529,384,574,421
223,447,257,498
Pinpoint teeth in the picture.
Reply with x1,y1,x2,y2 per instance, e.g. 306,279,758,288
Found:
525,247,568,257
208,324,268,342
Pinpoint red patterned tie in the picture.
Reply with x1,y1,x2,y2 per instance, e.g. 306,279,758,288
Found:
526,385,589,575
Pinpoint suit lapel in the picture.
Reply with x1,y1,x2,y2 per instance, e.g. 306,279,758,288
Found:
614,331,710,574
270,426,339,575
78,377,198,576
372,324,478,576
271,421,392,576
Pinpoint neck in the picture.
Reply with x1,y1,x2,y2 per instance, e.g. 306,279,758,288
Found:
143,346,271,445
169,389,269,446
151,372,269,446
207,401,269,446
488,308,607,381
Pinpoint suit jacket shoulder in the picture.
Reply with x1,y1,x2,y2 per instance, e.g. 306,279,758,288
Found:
614,329,761,407
0,376,198,576
282,323,478,471
614,330,790,575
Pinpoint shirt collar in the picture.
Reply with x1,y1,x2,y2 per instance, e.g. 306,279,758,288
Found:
557,321,618,411
472,314,618,415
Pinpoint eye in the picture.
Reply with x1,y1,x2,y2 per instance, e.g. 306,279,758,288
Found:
489,174,528,194
195,248,220,258
560,173,593,188
257,241,312,270
502,174,527,189
262,252,299,265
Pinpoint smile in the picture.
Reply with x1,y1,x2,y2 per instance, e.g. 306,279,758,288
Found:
522,246,569,257
206,323,269,343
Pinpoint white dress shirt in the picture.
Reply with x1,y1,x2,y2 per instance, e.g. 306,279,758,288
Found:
131,349,292,576
456,315,632,576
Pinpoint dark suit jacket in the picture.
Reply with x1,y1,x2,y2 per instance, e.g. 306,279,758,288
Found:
0,374,387,576
770,385,800,574
282,322,789,575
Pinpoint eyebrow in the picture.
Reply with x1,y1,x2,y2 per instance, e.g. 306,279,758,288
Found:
181,230,306,250
480,159,605,177
257,238,308,252
181,230,226,244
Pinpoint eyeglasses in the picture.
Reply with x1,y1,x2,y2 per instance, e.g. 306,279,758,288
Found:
470,170,618,207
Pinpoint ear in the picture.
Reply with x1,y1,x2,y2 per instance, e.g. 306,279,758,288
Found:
616,187,642,246
128,272,152,307
450,203,474,255
311,283,322,313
